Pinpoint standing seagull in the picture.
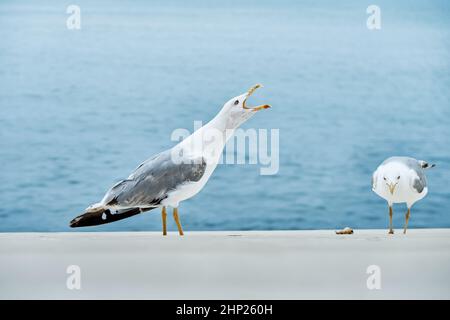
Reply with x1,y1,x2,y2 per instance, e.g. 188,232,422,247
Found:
70,84,270,235
372,156,435,234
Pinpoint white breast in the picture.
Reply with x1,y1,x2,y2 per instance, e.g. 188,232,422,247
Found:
161,119,228,208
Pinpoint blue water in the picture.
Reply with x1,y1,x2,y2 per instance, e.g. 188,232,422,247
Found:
1,0,449,232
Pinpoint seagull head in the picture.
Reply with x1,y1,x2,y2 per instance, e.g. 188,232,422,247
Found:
384,174,401,195
220,84,270,128
380,166,403,195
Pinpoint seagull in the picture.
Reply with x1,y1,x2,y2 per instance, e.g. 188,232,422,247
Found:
372,156,435,234
70,84,270,235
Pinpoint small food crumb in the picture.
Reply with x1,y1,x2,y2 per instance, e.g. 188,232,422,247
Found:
336,227,354,235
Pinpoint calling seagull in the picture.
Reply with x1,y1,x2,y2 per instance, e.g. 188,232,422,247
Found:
70,85,271,235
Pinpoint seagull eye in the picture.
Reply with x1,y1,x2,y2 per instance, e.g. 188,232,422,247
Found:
234,100,239,105
397,176,401,180
383,177,386,181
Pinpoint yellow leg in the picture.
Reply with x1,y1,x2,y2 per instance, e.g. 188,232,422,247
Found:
162,206,167,236
173,207,184,236
388,206,394,234
403,208,411,234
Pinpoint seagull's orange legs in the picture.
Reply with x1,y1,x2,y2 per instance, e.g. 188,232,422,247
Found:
173,207,184,236
388,205,394,234
161,206,167,236
403,208,411,234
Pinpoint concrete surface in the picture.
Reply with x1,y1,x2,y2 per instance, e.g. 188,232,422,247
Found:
0,229,449,299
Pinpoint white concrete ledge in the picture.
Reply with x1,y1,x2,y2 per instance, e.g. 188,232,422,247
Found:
1,229,449,299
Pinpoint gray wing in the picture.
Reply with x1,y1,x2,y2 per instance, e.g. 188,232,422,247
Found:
401,158,428,193
398,158,427,193
102,149,207,207
412,173,427,193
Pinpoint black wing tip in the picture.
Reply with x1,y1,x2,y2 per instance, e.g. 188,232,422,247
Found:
69,209,109,228
422,162,436,169
69,214,91,228
70,216,89,228
69,207,150,228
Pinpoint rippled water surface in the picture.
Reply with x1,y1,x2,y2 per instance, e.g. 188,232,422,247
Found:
1,0,449,231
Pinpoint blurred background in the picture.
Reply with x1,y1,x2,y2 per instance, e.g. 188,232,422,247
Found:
0,0,449,232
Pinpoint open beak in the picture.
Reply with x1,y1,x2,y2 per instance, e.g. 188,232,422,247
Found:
387,183,397,195
243,84,271,111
